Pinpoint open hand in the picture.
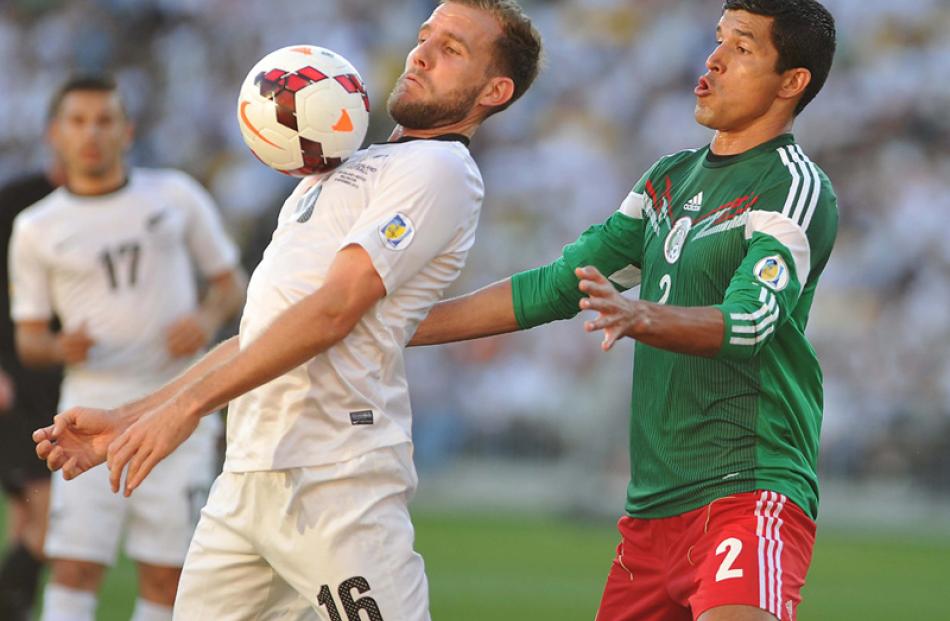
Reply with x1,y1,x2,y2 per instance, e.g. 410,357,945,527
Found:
33,407,125,479
107,401,199,496
577,266,643,351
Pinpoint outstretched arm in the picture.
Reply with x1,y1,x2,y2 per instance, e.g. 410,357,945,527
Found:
411,204,647,347
105,244,386,496
577,266,723,356
410,279,519,346
34,336,241,479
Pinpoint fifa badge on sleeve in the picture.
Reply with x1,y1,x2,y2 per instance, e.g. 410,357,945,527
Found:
379,213,415,250
754,255,790,291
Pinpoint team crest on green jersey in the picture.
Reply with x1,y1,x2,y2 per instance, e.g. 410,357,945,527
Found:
754,255,790,291
664,217,692,264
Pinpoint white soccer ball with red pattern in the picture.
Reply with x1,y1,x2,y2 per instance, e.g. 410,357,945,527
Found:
237,45,370,176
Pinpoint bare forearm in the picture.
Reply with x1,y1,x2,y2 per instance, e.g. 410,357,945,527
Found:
118,336,240,421
410,279,520,346
15,330,62,368
626,303,724,357
178,287,362,419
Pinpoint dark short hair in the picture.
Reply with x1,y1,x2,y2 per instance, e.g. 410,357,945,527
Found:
723,0,836,115
442,0,543,117
47,74,125,121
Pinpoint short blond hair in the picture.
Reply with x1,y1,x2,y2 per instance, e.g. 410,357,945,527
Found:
442,0,543,115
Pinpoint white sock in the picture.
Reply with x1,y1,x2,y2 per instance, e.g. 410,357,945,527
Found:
40,584,97,621
130,598,174,621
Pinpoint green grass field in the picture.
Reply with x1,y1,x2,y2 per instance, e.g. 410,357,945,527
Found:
6,508,949,619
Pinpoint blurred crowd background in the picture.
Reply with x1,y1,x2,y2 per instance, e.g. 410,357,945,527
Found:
1,0,948,517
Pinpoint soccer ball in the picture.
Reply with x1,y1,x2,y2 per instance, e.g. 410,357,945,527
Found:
237,45,370,176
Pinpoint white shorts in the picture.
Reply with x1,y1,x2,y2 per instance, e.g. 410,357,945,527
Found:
44,420,219,567
173,443,429,621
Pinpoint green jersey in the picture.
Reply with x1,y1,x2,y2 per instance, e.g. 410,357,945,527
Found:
512,134,837,519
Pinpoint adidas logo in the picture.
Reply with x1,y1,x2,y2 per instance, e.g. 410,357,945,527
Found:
684,192,703,212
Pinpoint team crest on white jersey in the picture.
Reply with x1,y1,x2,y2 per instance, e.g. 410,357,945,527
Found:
754,255,790,291
379,213,415,250
664,217,692,264
295,182,324,223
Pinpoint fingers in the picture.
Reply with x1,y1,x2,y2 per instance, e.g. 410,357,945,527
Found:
62,456,81,480
579,295,618,313
124,448,158,497
51,412,71,438
577,269,618,312
45,445,67,472
582,320,620,351
584,315,623,352
583,309,624,333
35,439,54,461
107,433,133,494
33,424,54,445
575,266,608,284
578,279,614,299
107,428,156,495
35,420,65,469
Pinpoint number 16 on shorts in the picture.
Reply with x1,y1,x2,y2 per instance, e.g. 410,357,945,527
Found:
317,576,385,621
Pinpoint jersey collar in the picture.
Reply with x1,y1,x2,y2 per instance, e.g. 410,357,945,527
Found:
703,134,796,169
379,134,471,149
64,175,132,198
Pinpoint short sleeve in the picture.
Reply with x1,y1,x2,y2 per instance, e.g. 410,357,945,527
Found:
341,145,483,295
8,217,53,321
170,172,240,278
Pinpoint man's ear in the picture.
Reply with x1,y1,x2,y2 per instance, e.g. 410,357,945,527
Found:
779,67,811,103
479,76,515,110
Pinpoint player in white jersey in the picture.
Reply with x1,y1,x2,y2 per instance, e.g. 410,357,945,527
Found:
10,75,245,621
34,2,542,619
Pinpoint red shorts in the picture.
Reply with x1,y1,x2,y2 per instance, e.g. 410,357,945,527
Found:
596,491,816,621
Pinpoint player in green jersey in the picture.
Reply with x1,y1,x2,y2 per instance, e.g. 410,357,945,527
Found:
411,1,837,620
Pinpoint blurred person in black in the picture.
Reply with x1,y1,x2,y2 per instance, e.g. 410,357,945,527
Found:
0,163,64,621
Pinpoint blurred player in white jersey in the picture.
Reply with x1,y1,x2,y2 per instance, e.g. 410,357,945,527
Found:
33,1,542,619
9,75,245,621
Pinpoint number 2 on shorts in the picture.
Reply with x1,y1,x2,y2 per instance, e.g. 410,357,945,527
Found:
715,537,744,582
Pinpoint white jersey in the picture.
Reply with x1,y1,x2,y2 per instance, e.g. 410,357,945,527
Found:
225,137,483,471
9,168,239,410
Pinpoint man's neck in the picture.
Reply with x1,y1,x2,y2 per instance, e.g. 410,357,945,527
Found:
388,117,481,143
66,167,127,196
710,116,794,156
